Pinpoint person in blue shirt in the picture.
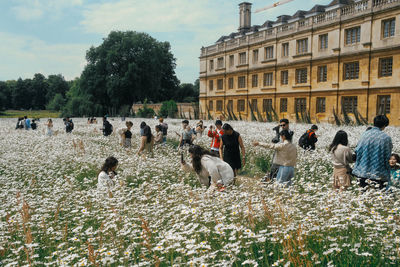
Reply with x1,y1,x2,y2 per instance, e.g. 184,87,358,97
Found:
387,153,400,189
24,116,31,130
352,115,392,190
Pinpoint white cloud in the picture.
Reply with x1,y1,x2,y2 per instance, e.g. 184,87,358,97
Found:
11,0,83,21
0,32,88,80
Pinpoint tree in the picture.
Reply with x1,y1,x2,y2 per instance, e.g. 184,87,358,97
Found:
46,93,66,111
159,100,178,118
73,31,179,116
31,73,48,109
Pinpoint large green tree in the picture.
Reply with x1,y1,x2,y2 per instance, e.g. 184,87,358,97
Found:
69,31,179,116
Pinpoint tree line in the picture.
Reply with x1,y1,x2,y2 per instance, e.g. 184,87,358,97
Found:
0,31,198,117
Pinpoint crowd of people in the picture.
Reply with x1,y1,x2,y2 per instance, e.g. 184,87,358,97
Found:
14,114,399,196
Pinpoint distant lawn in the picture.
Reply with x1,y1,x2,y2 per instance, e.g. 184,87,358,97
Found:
0,110,61,118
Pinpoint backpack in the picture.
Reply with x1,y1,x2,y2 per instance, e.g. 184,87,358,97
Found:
104,121,113,135
161,123,168,135
70,121,74,130
298,131,310,148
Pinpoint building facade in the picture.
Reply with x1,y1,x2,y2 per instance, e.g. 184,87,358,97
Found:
199,0,400,125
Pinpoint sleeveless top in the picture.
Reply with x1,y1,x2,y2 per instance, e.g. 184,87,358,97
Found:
125,129,132,139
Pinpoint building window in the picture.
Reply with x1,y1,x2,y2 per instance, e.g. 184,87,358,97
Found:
237,100,245,112
282,43,289,57
345,26,361,45
344,62,359,80
217,79,224,90
238,76,246,88
316,97,326,113
281,70,289,85
382,18,395,38
239,52,246,65
263,99,273,112
229,55,234,67
318,66,327,82
342,96,358,113
295,98,307,113
296,68,307,83
251,74,258,88
208,100,213,111
319,34,328,50
280,98,288,112
209,80,214,91
228,77,234,89
227,100,233,111
216,100,223,111
263,73,273,86
217,57,224,69
379,57,393,77
377,95,391,114
265,46,274,59
209,60,214,71
253,49,259,63
251,99,258,112
297,38,308,54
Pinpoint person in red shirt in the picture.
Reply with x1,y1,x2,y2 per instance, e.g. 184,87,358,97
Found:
208,120,224,156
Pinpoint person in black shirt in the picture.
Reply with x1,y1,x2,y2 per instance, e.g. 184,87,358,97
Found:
102,116,113,136
220,123,245,177
31,120,37,130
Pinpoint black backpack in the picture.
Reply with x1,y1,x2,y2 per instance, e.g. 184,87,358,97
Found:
161,124,168,135
104,121,113,135
298,131,310,148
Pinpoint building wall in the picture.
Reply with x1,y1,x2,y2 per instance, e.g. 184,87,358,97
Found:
199,0,400,125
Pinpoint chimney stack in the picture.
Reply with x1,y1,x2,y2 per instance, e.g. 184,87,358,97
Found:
239,2,252,31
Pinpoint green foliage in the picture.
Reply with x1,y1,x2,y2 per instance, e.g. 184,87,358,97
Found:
333,108,342,126
136,100,155,118
159,100,178,118
46,94,66,111
119,105,132,117
248,101,257,121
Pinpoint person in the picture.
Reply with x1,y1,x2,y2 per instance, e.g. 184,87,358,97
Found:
24,116,31,130
120,121,133,148
181,145,234,192
154,125,163,145
137,125,154,157
102,116,113,136
159,117,168,144
208,120,224,156
65,117,74,133
45,119,53,136
140,121,146,136
353,115,392,190
16,118,24,129
253,130,297,186
196,120,206,138
299,125,318,150
87,118,91,124
329,130,355,191
220,124,245,177
387,154,400,189
179,120,195,147
262,119,294,182
97,156,118,196
31,120,37,130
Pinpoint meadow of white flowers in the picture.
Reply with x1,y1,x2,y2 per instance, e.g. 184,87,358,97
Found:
1,118,400,266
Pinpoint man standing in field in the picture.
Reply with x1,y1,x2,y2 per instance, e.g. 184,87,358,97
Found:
159,117,168,144
353,115,392,190
208,120,224,157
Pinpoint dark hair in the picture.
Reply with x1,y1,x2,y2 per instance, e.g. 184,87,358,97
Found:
188,145,217,174
373,115,389,128
155,125,161,131
391,153,400,164
279,130,293,142
311,125,318,130
329,130,348,153
182,120,189,124
215,120,222,126
126,121,133,127
143,125,153,143
222,123,233,131
140,121,146,129
100,156,118,174
280,118,289,124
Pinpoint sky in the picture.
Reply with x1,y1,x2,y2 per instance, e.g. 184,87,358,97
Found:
0,0,328,83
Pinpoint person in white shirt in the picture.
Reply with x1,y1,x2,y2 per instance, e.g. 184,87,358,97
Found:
253,130,297,185
181,145,234,192
97,156,118,196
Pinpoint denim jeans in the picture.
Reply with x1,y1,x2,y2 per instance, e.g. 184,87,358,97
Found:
276,166,294,185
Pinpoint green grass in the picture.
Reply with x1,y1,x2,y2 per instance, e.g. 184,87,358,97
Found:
0,110,61,118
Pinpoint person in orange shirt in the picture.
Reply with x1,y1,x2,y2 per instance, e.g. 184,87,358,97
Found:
208,120,224,156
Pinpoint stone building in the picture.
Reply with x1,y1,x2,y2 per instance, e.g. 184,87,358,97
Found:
199,0,400,125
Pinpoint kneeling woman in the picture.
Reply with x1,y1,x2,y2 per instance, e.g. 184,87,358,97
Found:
253,130,297,185
181,145,234,191
97,156,118,197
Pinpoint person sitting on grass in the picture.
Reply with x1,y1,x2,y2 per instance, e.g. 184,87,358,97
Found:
97,156,118,197
253,130,297,186
181,145,234,192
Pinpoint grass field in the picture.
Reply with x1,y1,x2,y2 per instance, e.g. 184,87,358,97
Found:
1,118,400,266
0,110,61,118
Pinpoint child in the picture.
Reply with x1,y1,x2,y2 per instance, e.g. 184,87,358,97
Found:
154,125,163,145
120,121,133,148
97,156,118,196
